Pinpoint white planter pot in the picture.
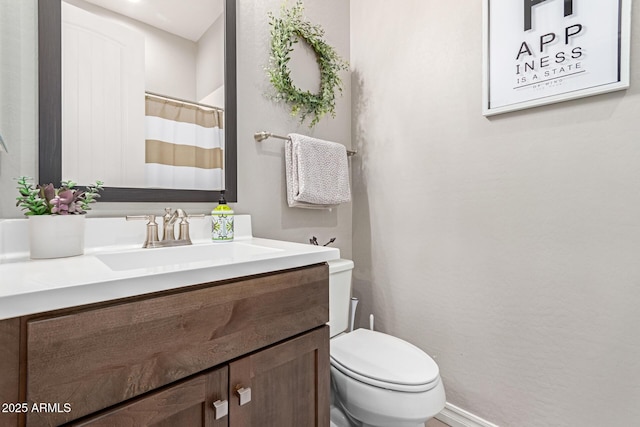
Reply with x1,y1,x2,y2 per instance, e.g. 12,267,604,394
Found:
28,215,86,259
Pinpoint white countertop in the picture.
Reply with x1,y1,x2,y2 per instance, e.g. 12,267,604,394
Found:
0,215,340,320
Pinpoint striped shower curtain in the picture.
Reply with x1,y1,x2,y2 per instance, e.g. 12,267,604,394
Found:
145,95,224,190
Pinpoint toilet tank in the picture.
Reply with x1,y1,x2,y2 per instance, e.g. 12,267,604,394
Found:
328,259,354,338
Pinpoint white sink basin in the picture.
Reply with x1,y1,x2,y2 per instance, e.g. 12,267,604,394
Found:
96,242,283,271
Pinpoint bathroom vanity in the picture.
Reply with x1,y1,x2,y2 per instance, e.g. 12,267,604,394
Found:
0,216,339,426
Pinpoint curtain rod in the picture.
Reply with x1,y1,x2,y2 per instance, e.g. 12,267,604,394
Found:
254,131,356,157
145,91,224,112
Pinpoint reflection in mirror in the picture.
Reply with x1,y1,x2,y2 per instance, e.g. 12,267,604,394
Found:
63,0,224,191
38,0,237,202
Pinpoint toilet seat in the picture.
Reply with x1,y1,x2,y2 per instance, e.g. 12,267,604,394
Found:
330,328,440,393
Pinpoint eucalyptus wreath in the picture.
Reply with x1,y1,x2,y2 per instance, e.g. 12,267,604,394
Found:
267,1,349,127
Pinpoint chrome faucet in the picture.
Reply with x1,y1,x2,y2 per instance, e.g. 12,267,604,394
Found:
162,208,179,241
127,208,204,248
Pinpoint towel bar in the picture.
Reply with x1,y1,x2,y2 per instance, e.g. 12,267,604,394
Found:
254,131,357,157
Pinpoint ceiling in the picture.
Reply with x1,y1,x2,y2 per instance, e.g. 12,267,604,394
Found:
82,0,224,42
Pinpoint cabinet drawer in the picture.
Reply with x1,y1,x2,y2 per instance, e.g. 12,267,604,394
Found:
26,264,328,426
69,367,228,427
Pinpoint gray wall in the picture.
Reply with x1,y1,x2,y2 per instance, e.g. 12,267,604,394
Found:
0,0,352,257
350,1,640,426
234,0,352,257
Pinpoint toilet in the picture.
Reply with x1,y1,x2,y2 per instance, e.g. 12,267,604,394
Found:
328,259,446,427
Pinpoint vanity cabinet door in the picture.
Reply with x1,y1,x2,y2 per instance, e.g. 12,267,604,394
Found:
228,326,330,427
70,367,229,427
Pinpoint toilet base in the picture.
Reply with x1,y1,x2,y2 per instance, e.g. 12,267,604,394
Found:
331,404,426,427
363,423,424,427
331,366,445,427
330,404,353,427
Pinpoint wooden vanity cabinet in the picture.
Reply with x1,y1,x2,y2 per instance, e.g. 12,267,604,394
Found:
0,264,330,427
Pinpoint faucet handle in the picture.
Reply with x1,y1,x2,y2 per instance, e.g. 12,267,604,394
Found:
125,214,157,223
126,214,160,248
161,208,178,241
176,213,205,243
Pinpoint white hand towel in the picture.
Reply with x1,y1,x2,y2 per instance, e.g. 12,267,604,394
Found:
285,133,351,209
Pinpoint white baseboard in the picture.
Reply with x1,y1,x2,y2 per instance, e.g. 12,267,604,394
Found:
435,402,499,427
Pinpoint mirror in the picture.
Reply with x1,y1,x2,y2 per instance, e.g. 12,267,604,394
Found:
38,0,237,202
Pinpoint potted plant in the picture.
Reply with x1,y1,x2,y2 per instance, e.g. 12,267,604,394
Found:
16,176,104,259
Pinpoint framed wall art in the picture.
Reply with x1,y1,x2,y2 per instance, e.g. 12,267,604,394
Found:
482,0,631,116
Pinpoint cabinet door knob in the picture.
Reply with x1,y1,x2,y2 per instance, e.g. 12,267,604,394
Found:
236,386,252,406
212,399,228,419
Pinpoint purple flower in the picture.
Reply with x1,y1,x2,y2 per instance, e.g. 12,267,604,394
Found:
50,196,67,214
50,190,76,215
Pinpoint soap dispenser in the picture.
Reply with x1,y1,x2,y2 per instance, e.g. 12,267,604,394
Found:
211,190,234,242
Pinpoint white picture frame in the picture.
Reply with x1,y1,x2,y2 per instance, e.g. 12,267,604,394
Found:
482,0,631,116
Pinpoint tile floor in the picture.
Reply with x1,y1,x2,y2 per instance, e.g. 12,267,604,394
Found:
426,418,450,427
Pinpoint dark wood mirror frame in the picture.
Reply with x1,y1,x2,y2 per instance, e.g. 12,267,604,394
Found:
38,0,237,202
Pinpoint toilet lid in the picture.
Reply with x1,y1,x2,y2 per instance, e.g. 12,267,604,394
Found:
330,329,440,392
